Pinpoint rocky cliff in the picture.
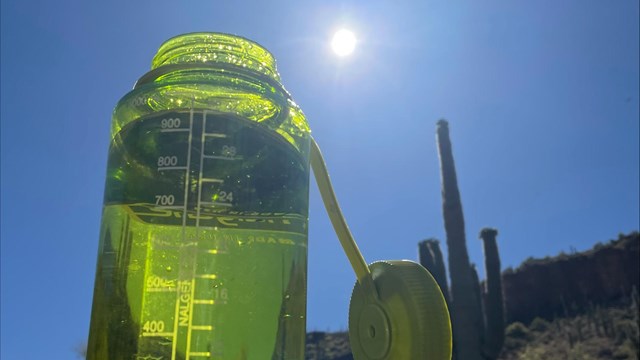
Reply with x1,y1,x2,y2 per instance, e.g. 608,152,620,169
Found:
502,232,639,325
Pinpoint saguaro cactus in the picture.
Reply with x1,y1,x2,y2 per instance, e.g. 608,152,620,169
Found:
436,119,484,360
423,120,505,360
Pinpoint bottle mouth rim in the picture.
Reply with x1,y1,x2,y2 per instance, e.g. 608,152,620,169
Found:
152,32,280,82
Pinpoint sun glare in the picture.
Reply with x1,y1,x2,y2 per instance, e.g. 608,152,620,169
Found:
331,29,356,57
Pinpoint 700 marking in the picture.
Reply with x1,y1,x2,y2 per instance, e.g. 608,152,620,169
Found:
155,195,175,206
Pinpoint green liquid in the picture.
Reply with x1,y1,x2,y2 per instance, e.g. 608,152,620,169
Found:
87,111,309,360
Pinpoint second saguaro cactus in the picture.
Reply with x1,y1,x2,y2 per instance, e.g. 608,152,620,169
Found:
480,228,505,358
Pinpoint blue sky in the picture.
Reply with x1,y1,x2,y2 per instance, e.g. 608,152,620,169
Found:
1,0,638,358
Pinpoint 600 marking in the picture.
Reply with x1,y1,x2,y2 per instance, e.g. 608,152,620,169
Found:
146,275,175,289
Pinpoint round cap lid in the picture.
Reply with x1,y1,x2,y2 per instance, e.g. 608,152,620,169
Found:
349,260,452,360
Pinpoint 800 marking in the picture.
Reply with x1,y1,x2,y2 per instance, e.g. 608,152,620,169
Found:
157,156,179,167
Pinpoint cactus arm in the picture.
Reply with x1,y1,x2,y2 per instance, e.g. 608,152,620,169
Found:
470,263,487,350
419,239,438,276
428,240,452,305
480,228,505,359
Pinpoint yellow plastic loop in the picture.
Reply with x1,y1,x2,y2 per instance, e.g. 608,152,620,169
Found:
310,137,371,284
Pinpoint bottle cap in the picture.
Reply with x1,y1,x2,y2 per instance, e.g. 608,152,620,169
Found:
349,260,452,360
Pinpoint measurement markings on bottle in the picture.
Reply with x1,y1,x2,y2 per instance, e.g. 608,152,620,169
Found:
155,205,184,210
181,109,195,226
160,117,184,131
196,274,218,279
146,111,251,359
203,133,227,138
142,332,175,337
189,352,211,357
202,155,240,161
170,109,195,360
193,299,215,305
141,320,171,337
190,325,213,331
135,355,163,360
157,166,188,171
146,287,176,293
199,201,233,207
161,128,190,133
157,154,187,172
182,111,210,360
146,275,176,292
155,194,177,206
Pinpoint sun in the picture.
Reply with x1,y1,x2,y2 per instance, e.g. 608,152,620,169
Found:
331,29,357,57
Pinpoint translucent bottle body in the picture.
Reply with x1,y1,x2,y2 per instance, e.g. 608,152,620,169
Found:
87,33,310,360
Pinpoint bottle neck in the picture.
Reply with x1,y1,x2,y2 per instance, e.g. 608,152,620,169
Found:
151,32,280,83
133,33,287,96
